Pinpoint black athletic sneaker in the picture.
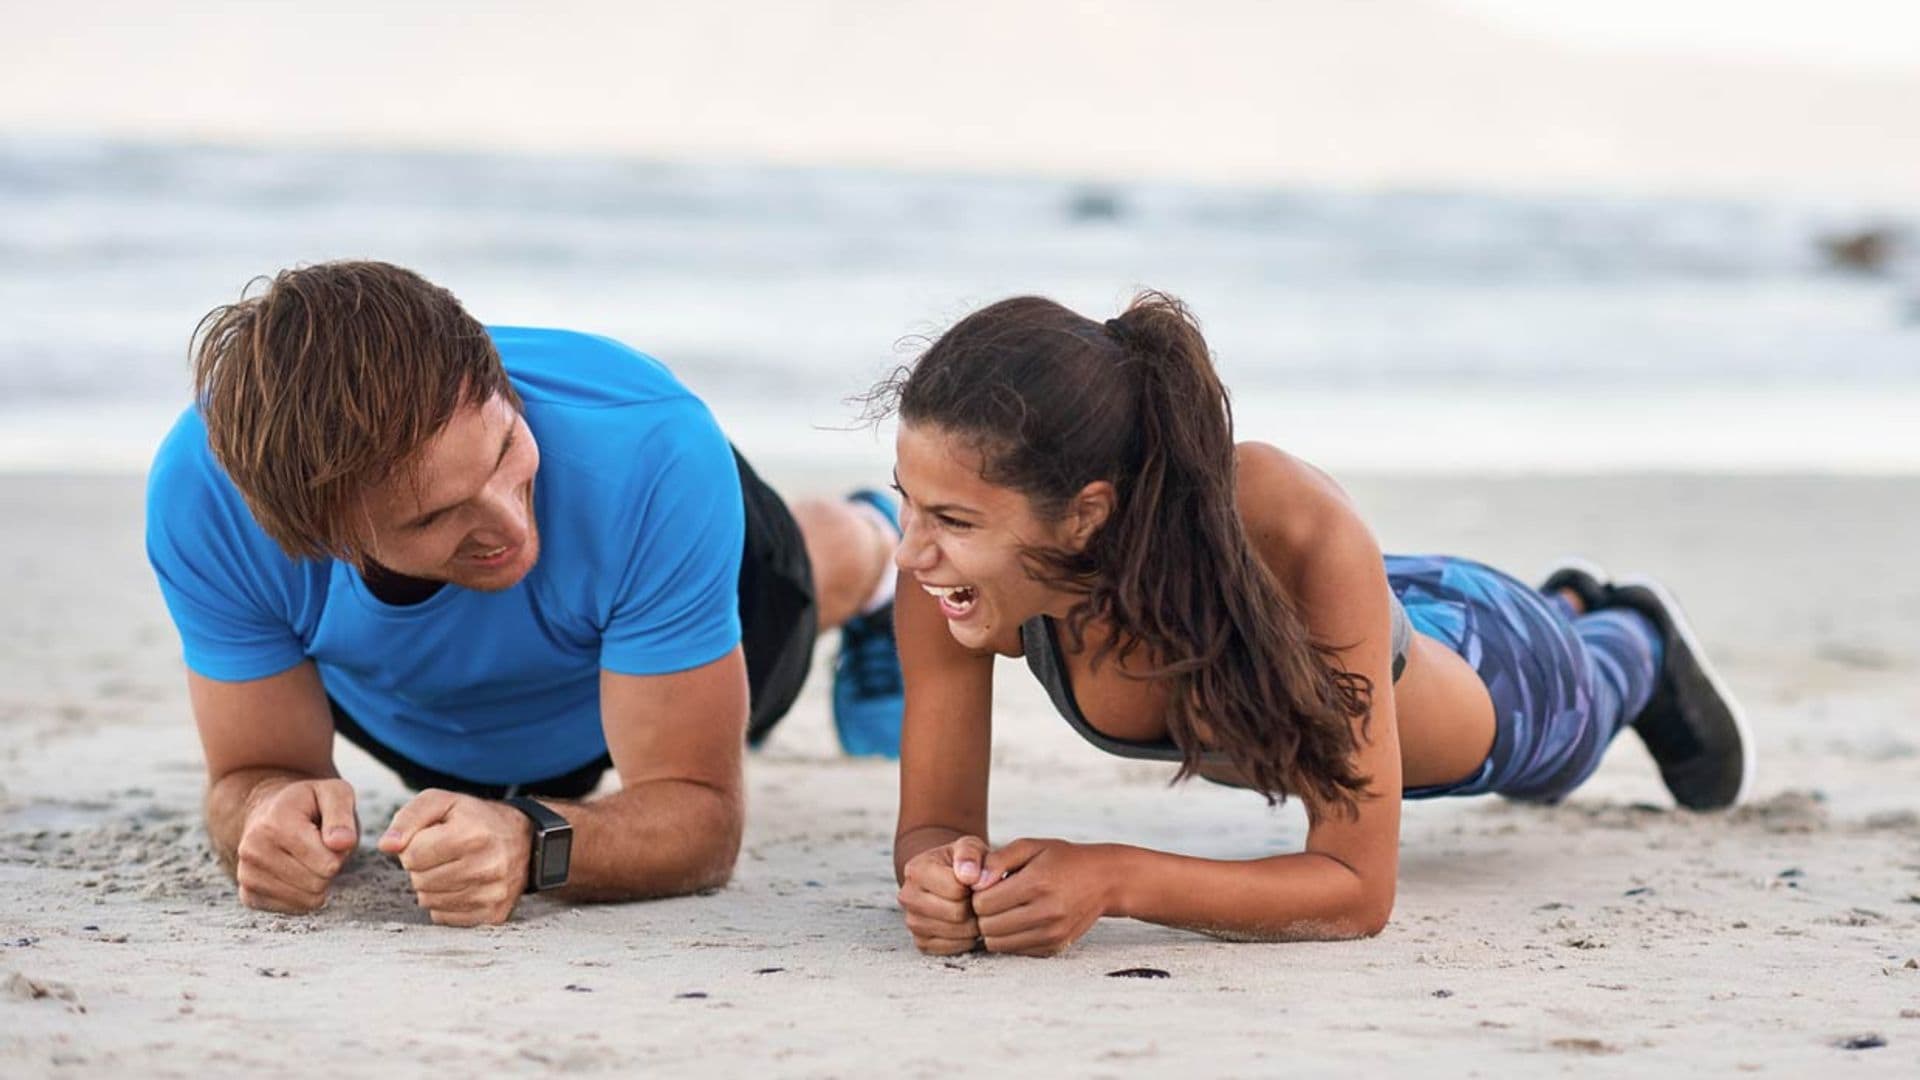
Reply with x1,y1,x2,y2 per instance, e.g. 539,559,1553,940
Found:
1604,576,1752,811
1539,557,1612,614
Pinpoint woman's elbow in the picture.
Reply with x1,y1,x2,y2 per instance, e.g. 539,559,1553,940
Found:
1348,886,1396,938
1348,910,1391,939
1228,890,1395,942
1292,905,1390,942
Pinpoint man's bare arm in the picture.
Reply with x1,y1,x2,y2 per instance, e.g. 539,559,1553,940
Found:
379,646,750,922
188,663,359,911
553,648,748,899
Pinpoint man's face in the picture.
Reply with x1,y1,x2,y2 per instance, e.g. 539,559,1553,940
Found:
357,394,542,591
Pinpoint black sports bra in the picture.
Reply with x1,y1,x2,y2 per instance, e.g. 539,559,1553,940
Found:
1017,596,1411,765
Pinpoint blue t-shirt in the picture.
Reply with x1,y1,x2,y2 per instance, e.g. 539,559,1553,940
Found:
145,327,745,784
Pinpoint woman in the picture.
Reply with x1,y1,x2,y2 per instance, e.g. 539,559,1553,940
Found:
883,292,1749,956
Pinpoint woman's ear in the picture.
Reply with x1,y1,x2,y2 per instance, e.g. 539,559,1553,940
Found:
1063,480,1115,552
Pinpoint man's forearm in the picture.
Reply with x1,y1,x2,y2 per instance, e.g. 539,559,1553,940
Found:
542,778,743,903
203,767,325,874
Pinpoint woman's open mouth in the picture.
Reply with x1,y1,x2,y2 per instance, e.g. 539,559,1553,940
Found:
922,582,978,620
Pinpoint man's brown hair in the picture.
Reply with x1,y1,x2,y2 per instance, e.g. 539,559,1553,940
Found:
191,260,520,561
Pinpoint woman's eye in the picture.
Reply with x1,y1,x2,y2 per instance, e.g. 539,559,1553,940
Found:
936,515,973,531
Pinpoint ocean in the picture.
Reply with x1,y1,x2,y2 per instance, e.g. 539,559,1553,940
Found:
2,136,1914,475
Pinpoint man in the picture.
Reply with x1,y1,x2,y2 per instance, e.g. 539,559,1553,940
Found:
146,261,903,925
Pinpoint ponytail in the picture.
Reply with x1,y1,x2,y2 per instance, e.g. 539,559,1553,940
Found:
1073,295,1373,810
876,291,1374,813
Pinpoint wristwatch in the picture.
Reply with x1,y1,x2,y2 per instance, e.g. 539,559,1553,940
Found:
504,796,573,892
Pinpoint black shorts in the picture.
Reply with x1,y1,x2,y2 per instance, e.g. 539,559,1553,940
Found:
330,446,817,800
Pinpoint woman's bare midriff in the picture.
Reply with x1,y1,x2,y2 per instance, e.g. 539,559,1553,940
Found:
1388,631,1496,788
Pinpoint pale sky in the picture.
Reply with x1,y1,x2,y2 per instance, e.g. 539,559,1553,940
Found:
3,1,1917,201
1445,0,1920,72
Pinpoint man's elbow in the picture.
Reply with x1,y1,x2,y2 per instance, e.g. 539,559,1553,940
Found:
689,858,735,894
688,827,741,893
584,782,742,900
685,790,744,893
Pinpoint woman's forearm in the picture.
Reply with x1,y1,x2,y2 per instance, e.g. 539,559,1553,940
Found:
1103,845,1395,942
893,824,976,884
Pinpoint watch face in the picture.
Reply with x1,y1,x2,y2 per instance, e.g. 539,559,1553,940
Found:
539,829,572,890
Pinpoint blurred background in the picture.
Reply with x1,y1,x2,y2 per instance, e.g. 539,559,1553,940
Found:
1,0,1915,476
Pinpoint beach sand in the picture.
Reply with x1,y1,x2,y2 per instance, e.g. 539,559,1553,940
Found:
3,470,1917,1075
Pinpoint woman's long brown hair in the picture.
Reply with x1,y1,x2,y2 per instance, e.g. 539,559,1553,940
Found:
874,292,1374,814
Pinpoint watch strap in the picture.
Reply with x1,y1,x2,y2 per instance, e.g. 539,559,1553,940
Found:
503,796,571,891
504,795,569,833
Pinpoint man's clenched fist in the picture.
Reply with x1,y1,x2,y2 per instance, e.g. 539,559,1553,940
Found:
235,777,359,913
379,789,535,927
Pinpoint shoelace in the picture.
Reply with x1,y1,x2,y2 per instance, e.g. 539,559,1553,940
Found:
842,611,903,698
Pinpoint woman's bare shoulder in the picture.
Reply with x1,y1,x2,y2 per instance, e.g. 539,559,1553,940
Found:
1232,441,1364,566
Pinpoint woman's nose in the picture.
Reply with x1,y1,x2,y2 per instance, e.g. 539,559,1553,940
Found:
893,506,937,572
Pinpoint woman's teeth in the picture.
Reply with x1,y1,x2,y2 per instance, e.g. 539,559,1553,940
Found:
474,545,508,560
922,583,978,617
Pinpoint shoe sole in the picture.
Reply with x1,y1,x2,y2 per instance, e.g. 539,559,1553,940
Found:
1614,574,1754,809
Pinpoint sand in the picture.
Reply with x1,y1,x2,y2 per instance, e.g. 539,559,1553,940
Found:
3,470,1918,1076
